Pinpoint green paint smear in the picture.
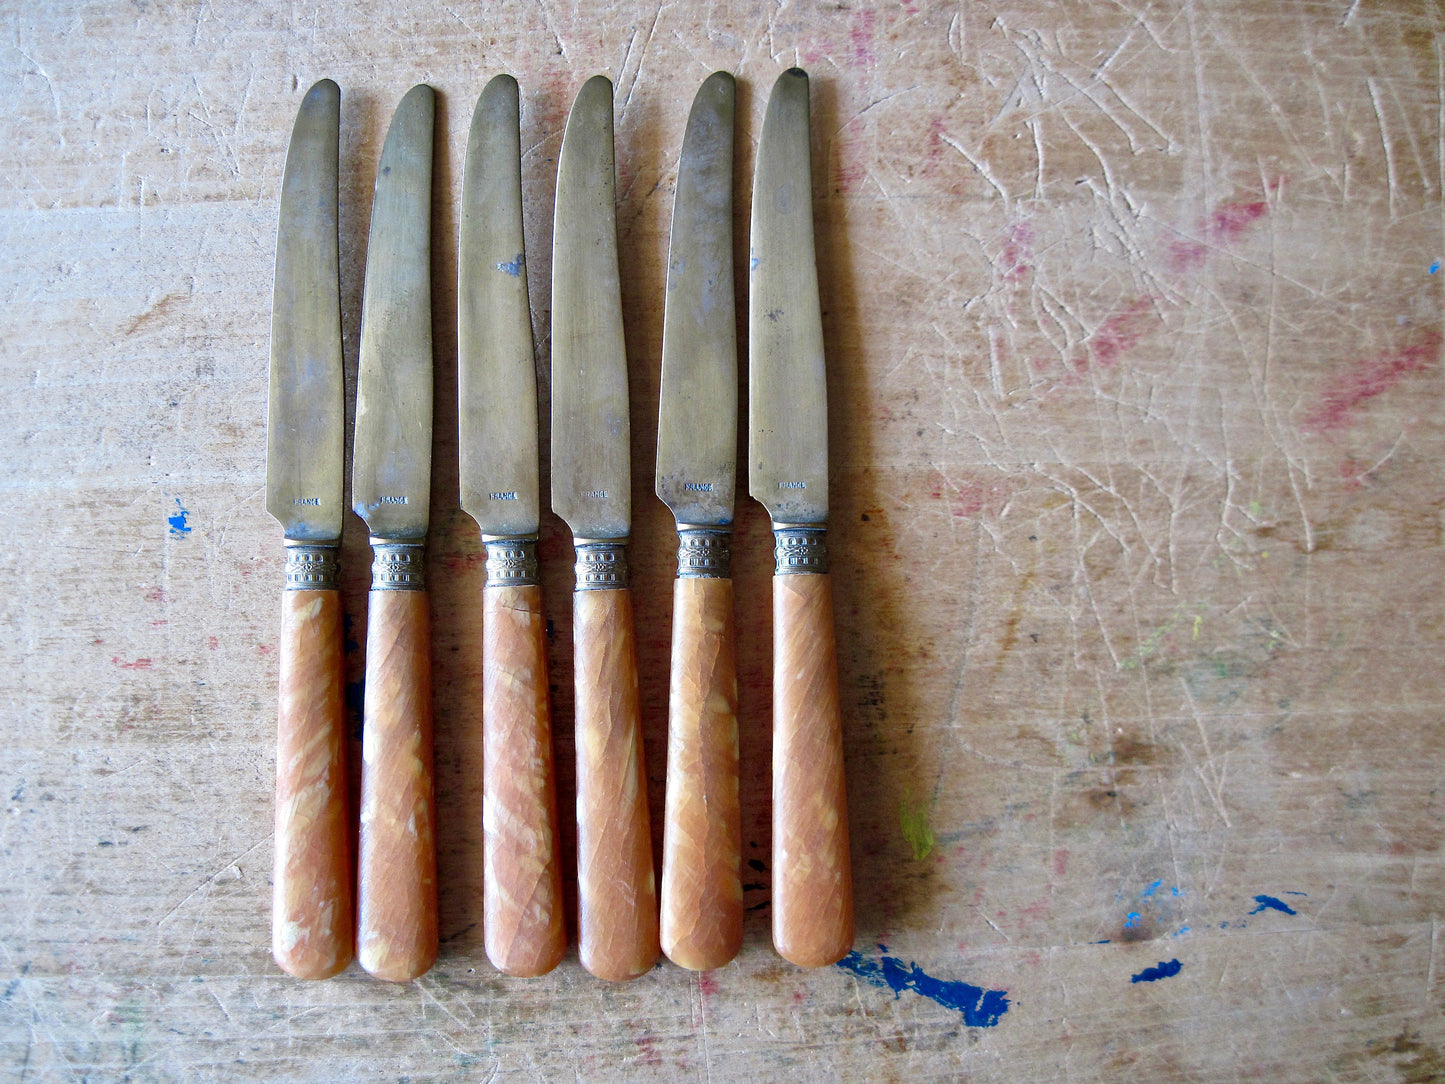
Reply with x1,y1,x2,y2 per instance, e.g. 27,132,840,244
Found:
901,799,935,860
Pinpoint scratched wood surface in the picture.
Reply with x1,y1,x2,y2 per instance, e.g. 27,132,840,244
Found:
2,1,1442,1080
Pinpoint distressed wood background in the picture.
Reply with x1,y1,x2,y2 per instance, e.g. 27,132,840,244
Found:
2,1,1443,1080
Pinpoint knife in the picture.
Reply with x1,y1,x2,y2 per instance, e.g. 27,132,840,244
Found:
551,75,659,982
352,84,438,982
459,74,565,977
749,68,854,968
266,78,353,981
655,72,742,972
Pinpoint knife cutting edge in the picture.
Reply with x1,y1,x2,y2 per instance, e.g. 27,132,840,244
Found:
352,83,438,982
656,71,743,972
749,68,855,968
552,75,660,981
266,77,353,980
459,74,566,977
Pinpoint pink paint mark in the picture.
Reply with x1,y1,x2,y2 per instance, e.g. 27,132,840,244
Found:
1053,849,1070,877
144,586,164,603
1083,297,1155,369
112,657,153,670
1168,198,1269,271
999,221,1034,283
697,972,720,997
207,636,219,651
633,1034,662,1068
851,10,877,65
1303,330,1441,433
257,643,274,657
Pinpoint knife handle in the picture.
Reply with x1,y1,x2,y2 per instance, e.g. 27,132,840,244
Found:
573,542,660,981
771,527,853,968
357,542,438,982
273,547,353,980
661,532,742,971
481,541,565,977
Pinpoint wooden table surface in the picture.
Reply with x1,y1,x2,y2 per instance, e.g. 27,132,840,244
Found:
3,2,1442,1080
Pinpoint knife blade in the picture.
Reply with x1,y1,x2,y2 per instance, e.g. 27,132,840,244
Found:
265,77,352,981
749,68,854,968
655,71,742,972
458,74,565,978
352,83,438,983
551,74,659,982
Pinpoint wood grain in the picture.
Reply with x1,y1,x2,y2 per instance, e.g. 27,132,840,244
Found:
356,588,437,982
660,575,742,971
482,582,565,977
771,571,853,968
573,586,659,981
272,587,352,979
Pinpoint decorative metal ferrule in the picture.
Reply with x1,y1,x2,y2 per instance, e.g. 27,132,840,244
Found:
676,527,731,579
773,525,828,575
574,540,629,591
370,539,426,591
283,542,339,591
483,537,540,588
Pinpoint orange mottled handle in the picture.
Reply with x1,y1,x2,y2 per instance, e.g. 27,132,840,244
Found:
273,583,353,979
357,582,437,981
661,571,742,971
772,558,853,968
573,550,659,981
483,580,565,977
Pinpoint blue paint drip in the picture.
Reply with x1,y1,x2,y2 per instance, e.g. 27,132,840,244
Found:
1142,879,1163,898
837,951,1009,1027
496,253,525,277
1131,959,1182,984
168,498,191,537
1249,894,1297,916
1124,912,1142,928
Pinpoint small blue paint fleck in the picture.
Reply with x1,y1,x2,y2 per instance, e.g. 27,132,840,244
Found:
1284,891,1307,897
1131,959,1182,983
1173,926,1191,937
1091,939,1112,944
496,253,525,277
1124,912,1142,928
1249,894,1297,916
837,950,1009,1026
168,498,191,537
1142,879,1163,898
1430,261,1440,274
1171,886,1183,897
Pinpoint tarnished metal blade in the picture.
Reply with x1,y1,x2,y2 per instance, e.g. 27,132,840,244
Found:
267,79,343,543
748,68,827,526
655,71,736,529
459,74,539,538
551,75,630,540
352,84,435,540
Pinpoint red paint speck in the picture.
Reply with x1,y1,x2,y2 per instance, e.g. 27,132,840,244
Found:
999,221,1034,282
144,586,164,603
207,636,219,651
1053,848,1070,877
697,972,720,997
112,657,153,670
257,643,274,657
1168,197,1270,271
1084,297,1155,368
851,10,877,65
1303,329,1441,433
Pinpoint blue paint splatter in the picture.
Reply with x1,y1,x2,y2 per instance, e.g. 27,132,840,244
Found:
1430,261,1440,274
168,498,191,537
1142,879,1163,898
1249,894,1297,916
1124,912,1142,928
837,950,1009,1026
1171,886,1183,897
1131,959,1182,984
495,253,524,277
1173,926,1191,937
